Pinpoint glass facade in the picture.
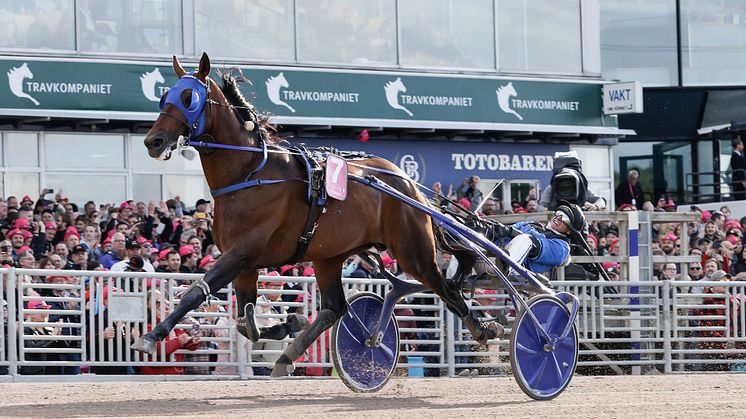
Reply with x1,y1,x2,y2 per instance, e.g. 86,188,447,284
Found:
298,0,396,65
680,0,746,85
195,0,295,61
0,0,75,50
600,0,678,86
498,0,582,74
399,0,494,69
80,0,182,54
0,132,208,206
0,0,589,75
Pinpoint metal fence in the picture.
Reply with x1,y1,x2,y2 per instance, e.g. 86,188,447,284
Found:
4,268,746,379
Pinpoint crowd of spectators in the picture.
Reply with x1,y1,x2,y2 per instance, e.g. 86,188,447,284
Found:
0,189,328,377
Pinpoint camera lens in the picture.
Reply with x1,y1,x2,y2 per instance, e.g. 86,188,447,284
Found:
0,246,9,253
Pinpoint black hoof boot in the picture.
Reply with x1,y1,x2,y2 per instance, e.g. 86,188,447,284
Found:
237,303,260,342
286,313,310,334
476,322,504,345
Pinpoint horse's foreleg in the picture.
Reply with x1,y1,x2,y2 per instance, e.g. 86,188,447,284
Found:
234,270,260,342
131,251,244,354
271,257,346,377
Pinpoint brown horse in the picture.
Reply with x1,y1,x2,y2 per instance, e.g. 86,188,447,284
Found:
133,53,501,376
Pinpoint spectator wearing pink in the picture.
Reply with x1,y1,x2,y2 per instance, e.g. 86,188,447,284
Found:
178,245,199,273
7,228,27,262
19,195,34,209
196,255,216,273
156,248,181,273
63,226,81,251
140,290,199,375
660,233,677,255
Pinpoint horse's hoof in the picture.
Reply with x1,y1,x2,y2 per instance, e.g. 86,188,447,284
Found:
131,336,157,354
270,361,295,377
237,303,260,342
478,322,504,345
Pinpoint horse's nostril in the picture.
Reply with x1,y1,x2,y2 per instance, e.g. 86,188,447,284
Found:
149,137,164,149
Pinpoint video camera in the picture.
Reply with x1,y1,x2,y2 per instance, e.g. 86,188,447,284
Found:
549,152,588,210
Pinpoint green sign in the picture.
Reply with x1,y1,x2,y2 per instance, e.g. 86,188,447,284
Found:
0,58,623,133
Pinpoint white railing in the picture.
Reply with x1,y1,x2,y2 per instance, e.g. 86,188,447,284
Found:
4,268,746,379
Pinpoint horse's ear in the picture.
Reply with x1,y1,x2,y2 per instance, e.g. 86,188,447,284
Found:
197,52,210,80
172,55,186,78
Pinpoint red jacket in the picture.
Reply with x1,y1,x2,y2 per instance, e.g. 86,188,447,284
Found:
139,325,198,375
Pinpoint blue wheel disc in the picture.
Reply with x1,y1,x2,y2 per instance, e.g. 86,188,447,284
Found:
332,292,399,392
510,295,578,400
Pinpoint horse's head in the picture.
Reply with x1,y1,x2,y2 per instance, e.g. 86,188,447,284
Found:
144,53,214,160
499,82,517,98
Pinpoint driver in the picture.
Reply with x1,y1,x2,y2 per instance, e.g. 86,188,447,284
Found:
487,203,587,276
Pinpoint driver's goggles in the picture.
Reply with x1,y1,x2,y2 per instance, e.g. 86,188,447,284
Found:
554,211,571,225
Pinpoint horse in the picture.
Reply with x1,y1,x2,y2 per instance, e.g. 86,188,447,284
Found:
133,52,501,376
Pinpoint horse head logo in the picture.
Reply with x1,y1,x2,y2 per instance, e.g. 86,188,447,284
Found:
7,63,39,106
140,68,165,102
384,77,412,117
496,82,522,121
265,72,295,113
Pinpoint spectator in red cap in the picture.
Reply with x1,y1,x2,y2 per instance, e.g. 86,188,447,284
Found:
19,195,34,208
63,226,81,251
178,244,199,273
20,300,65,375
660,233,677,255
8,228,26,262
513,206,528,214
196,255,216,273
157,248,181,273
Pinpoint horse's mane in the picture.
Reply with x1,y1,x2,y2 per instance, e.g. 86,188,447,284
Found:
218,69,281,143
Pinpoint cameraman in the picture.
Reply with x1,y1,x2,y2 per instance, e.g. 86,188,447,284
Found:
539,152,606,211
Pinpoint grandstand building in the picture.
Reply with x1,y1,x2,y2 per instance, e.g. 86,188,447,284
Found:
0,1,634,207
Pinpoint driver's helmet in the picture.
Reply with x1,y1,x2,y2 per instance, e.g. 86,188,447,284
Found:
554,202,588,236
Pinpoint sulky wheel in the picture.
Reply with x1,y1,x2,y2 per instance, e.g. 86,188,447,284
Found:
331,292,400,393
509,294,578,400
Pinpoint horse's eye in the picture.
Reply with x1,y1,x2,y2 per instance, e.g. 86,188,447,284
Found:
181,89,192,108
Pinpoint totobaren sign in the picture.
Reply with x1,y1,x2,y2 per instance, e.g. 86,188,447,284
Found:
0,57,628,135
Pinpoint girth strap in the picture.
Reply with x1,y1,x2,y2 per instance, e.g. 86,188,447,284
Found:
286,145,328,264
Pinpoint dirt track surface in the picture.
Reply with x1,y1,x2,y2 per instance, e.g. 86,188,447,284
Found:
0,374,745,418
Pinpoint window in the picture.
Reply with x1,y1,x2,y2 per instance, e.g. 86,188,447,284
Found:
79,0,182,54
45,134,125,169
7,173,38,200
498,0,582,74
399,0,494,69
6,133,38,167
0,0,75,50
133,174,162,203
164,175,210,207
680,0,746,85
297,0,396,64
600,0,678,86
196,0,295,61
46,174,125,205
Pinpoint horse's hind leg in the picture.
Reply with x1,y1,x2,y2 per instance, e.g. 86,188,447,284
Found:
271,256,347,377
